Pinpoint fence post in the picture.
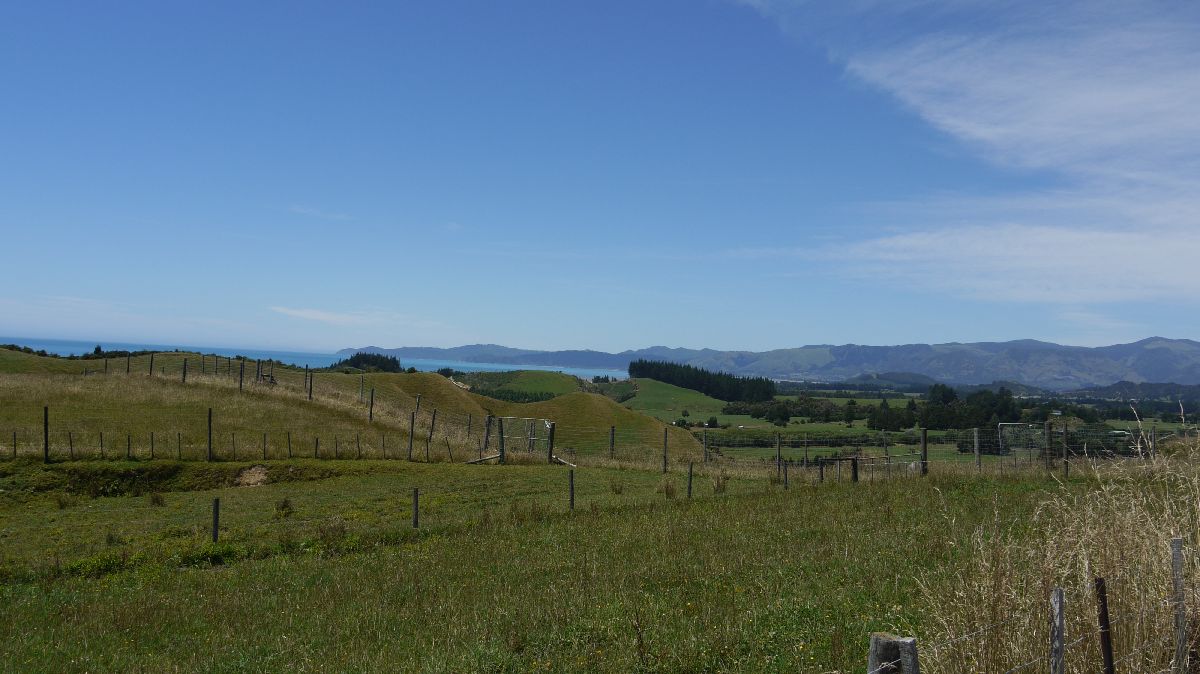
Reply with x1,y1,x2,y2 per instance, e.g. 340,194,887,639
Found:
211,497,220,542
149,352,155,376
308,369,313,401
1063,425,1070,480
467,413,472,438
407,411,415,460
702,428,708,462
359,374,364,402
776,432,782,478
610,425,616,460
851,457,859,483
425,409,437,461
547,422,556,463
973,428,981,472
182,357,188,384
369,388,375,422
412,487,419,528
662,427,668,474
238,359,244,391
356,433,361,459
783,461,788,489
207,408,213,461
1044,421,1052,469
150,431,155,460
498,417,506,464
43,406,49,463
126,353,130,374
315,436,319,459
867,633,920,673
818,459,824,483
68,431,73,460
482,415,492,456
569,469,574,511
126,434,131,460
415,394,421,415
1095,577,1114,674
1050,587,1065,674
1173,538,1187,674
263,432,268,460
920,428,929,476
287,431,292,458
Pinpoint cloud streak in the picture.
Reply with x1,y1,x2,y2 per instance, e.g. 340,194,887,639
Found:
740,1,1200,306
268,306,442,329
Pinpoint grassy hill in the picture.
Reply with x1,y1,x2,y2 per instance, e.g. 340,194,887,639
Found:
0,350,697,463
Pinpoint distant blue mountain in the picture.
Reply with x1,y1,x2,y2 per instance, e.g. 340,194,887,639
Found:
341,337,1200,390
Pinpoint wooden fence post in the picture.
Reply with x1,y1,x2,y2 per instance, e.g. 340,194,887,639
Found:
425,409,437,461
126,353,130,374
68,431,73,460
867,633,920,673
287,431,292,458
569,469,574,511
149,352,155,376
412,487,419,528
687,461,693,498
369,388,375,422
702,428,708,462
182,357,188,384
467,413,472,438
315,436,319,459
150,431,155,460
1095,577,1114,674
308,370,313,401
482,415,492,456
126,433,131,460
415,394,421,415
1173,538,1187,674
1050,587,1065,674
818,460,825,483
407,411,416,460
238,359,244,391
498,417,506,464
783,461,788,489
662,427,668,474
547,421,555,463
920,428,929,476
851,457,859,482
207,408,213,461
43,406,49,463
262,432,267,460
973,428,981,472
776,433,782,478
610,425,616,460
356,433,361,459
211,497,220,542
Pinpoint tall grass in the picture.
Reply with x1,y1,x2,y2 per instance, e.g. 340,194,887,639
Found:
917,442,1200,672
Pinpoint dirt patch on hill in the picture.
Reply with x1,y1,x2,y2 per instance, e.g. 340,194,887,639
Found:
234,465,269,487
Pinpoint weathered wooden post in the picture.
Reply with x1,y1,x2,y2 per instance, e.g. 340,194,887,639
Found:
867,633,920,673
150,432,155,460
359,374,364,402
920,428,929,476
702,428,708,462
415,394,421,415
263,432,268,460
425,409,437,461
68,431,73,460
407,411,415,460
467,413,472,438
412,488,419,528
1050,587,1065,674
818,459,825,483
1173,538,1188,673
547,422,556,463
211,497,220,542
207,408,213,461
287,431,291,458
973,428,981,472
482,415,493,456
368,388,375,422
609,425,616,459
498,417,506,464
43,406,49,463
662,427,668,474
238,359,244,391
687,461,694,498
149,352,155,376
126,353,130,374
1095,577,1114,674
776,432,782,478
851,457,859,483
307,370,313,401
568,469,575,511
182,357,188,383
783,461,788,489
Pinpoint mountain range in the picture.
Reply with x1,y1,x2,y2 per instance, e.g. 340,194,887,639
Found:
339,337,1200,390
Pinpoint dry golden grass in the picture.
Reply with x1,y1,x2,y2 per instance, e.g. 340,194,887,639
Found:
916,445,1200,672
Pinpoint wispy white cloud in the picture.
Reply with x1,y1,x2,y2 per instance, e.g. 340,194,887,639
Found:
738,1,1200,307
268,306,442,329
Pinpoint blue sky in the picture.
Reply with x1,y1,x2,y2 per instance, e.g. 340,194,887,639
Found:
3,1,1198,353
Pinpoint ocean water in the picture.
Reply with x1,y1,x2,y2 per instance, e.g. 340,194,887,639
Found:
1,337,627,380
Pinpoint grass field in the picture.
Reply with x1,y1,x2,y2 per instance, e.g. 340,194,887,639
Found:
4,350,1199,671
0,455,1075,672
